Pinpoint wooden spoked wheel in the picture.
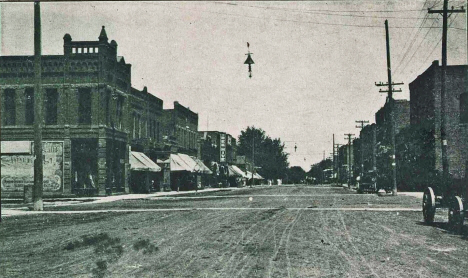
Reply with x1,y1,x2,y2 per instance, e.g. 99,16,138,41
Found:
423,187,436,224
448,196,464,230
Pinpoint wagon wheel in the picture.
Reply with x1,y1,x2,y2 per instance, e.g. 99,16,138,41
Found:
423,187,436,224
448,196,464,230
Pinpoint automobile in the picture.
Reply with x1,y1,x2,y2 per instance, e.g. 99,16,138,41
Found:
357,170,377,194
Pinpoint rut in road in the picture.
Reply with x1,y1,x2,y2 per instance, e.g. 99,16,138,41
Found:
267,209,302,278
213,208,288,278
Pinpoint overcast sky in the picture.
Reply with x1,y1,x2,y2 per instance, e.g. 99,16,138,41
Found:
1,1,467,171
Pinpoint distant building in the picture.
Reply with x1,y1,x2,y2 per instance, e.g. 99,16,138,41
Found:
161,101,199,157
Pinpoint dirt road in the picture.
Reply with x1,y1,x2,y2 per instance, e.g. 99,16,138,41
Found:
1,185,468,277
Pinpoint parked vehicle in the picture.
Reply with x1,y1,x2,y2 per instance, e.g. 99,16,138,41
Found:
357,170,377,194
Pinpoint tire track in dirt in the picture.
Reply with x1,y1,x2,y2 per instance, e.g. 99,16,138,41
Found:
365,220,468,277
212,209,287,278
337,211,381,278
266,209,302,278
317,209,357,277
179,210,269,273
232,209,289,278
125,210,228,276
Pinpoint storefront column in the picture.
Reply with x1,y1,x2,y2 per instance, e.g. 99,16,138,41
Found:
98,138,107,195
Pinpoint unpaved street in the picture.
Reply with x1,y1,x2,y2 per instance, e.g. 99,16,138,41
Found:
2,185,468,278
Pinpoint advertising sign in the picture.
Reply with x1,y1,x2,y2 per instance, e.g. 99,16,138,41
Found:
220,133,226,163
1,141,64,192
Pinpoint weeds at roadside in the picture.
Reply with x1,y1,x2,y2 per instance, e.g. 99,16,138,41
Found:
133,239,159,254
63,232,124,278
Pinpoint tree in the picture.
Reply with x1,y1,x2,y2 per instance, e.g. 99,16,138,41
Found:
237,126,289,180
308,159,333,184
288,166,306,184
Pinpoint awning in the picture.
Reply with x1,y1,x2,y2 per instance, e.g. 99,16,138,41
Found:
227,165,244,177
231,165,248,178
130,151,161,172
169,153,212,174
192,157,213,174
254,173,264,180
245,171,263,180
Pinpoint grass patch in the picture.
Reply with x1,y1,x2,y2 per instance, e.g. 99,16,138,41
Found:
133,239,159,254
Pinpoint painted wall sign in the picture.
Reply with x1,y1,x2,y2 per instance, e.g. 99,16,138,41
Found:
220,133,226,163
1,141,64,192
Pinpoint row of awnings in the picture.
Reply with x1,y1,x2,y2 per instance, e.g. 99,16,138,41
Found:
130,151,263,180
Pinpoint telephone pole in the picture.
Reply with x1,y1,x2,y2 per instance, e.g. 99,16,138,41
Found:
334,143,342,185
428,1,465,192
356,120,369,178
33,0,44,210
344,133,355,187
332,134,335,183
375,20,403,196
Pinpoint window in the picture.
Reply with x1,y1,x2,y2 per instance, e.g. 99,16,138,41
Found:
116,96,123,129
89,48,94,54
95,47,99,53
461,93,468,124
45,89,58,125
25,88,34,125
78,88,91,124
4,89,16,125
157,122,160,142
133,114,136,138
72,48,76,54
84,48,88,53
77,48,82,54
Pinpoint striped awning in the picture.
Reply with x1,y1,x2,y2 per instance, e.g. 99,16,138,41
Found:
130,151,161,172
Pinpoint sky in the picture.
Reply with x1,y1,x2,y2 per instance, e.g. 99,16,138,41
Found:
1,0,467,171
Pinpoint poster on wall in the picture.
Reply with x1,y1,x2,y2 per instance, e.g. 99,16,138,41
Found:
1,141,64,192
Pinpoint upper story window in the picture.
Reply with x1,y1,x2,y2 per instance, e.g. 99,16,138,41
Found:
4,89,16,126
116,96,123,129
78,88,91,125
25,88,34,125
45,88,58,125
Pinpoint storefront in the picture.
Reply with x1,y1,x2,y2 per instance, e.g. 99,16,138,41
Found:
129,151,161,193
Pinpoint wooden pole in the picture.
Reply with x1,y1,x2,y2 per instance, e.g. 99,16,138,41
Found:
33,0,44,211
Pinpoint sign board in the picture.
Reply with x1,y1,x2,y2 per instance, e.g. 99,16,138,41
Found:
1,141,64,192
220,133,226,163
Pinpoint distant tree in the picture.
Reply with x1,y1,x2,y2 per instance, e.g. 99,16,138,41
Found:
237,126,289,180
288,166,306,184
308,159,333,184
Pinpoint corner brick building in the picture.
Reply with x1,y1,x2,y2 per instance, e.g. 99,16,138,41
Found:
1,27,167,197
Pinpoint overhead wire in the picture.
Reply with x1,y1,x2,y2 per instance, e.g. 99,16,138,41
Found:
148,2,465,30
414,12,461,75
394,0,440,75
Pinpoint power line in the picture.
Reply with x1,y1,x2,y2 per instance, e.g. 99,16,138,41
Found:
149,2,465,30
215,2,432,19
215,2,430,13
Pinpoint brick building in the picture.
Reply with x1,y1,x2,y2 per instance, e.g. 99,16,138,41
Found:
161,101,199,157
1,27,165,197
407,61,468,184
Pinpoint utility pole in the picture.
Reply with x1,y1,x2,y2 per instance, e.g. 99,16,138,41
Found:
251,134,254,188
334,143,342,185
32,0,44,211
375,20,403,196
344,133,354,187
332,134,335,184
428,1,465,193
355,120,369,178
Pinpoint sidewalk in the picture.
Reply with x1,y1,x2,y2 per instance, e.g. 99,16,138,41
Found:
1,187,245,218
